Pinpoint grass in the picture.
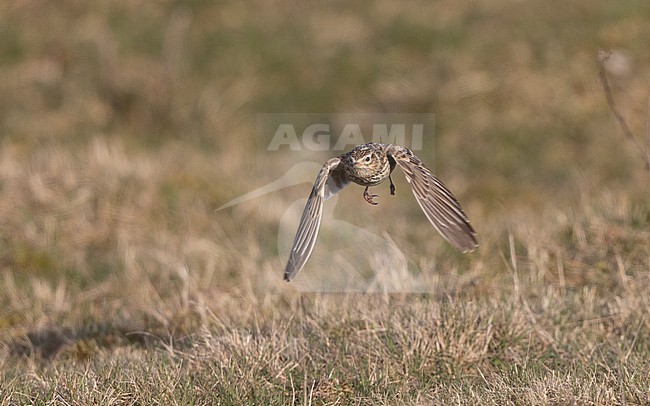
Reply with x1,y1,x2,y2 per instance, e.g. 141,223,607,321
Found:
1,0,650,404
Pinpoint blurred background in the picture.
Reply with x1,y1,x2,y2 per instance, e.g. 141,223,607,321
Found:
0,0,649,341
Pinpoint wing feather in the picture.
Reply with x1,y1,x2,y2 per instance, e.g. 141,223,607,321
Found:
323,163,350,200
387,145,478,252
284,157,345,281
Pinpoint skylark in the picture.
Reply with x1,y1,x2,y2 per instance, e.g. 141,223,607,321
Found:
284,142,478,281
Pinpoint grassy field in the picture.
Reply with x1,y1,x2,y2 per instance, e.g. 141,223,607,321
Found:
1,0,649,404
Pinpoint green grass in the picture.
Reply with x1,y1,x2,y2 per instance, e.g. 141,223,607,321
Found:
1,0,649,404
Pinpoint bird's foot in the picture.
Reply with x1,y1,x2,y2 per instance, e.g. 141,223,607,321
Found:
389,175,396,196
363,187,379,205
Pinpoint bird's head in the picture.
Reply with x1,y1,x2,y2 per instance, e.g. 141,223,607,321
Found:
343,143,385,178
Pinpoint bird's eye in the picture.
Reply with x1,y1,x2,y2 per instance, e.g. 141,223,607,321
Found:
364,155,371,163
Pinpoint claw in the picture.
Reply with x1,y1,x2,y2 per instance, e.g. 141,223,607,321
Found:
363,187,379,205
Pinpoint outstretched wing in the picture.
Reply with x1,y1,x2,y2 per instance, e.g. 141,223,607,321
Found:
284,157,348,281
387,145,478,252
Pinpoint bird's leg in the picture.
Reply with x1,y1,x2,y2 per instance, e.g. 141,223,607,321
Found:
389,175,396,195
363,186,379,206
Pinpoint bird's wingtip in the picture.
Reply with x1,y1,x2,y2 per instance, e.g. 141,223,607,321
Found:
455,236,479,253
283,263,296,282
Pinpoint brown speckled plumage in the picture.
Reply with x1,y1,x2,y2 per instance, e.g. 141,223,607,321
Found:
284,143,478,281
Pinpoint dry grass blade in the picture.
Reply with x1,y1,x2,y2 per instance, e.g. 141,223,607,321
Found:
597,49,650,171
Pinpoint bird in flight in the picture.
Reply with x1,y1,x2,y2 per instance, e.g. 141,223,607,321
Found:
283,142,478,281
